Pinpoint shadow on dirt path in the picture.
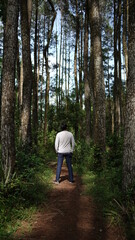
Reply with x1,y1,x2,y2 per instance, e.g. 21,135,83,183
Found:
13,164,126,240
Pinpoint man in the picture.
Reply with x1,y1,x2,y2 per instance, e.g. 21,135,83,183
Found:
54,123,75,184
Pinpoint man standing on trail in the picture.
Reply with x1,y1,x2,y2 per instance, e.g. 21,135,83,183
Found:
54,122,75,184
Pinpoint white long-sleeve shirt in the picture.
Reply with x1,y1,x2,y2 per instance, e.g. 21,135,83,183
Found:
55,130,75,153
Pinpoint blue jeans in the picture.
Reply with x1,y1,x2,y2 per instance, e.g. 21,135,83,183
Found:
56,153,73,182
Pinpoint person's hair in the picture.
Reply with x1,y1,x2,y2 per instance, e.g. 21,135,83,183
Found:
61,122,67,131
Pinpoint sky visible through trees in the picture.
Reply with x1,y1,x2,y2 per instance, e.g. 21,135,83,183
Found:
29,2,126,107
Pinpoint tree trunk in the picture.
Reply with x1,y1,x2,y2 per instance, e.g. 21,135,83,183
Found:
89,0,106,152
74,0,79,139
122,0,128,83
16,33,20,108
113,0,122,136
16,29,21,130
123,0,135,191
59,13,63,108
106,55,112,136
1,0,18,184
74,19,79,103
39,15,45,130
43,2,56,144
89,32,94,139
32,0,38,145
79,8,83,110
19,0,32,122
27,0,32,27
20,0,33,147
68,40,70,97
55,24,58,111
19,60,23,112
37,20,40,110
44,21,50,145
84,0,91,143
61,33,64,104
65,31,68,104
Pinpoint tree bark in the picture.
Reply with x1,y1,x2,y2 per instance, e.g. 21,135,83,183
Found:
84,0,91,143
79,7,83,109
44,22,50,145
16,33,20,107
59,12,63,108
74,1,79,104
43,1,56,145
1,0,18,184
55,24,58,111
89,0,106,151
74,0,79,139
27,0,32,27
20,0,33,147
68,40,70,97
65,31,68,103
39,14,45,131
32,0,38,145
19,0,32,120
123,0,135,191
123,0,128,83
113,0,122,136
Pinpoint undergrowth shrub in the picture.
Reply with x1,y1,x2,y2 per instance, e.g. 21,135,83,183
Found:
73,140,96,174
73,137,125,227
37,130,56,161
0,150,53,238
74,135,135,239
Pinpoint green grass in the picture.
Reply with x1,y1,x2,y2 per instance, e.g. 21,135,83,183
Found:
81,168,123,225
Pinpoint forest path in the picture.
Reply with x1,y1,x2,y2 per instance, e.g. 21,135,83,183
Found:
14,163,126,240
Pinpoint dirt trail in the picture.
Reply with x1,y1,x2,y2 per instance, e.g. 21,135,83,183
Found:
14,164,126,240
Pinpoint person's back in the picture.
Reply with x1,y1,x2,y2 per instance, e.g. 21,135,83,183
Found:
55,130,75,154
54,123,75,184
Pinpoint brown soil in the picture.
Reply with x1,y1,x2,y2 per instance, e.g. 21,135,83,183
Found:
13,164,127,240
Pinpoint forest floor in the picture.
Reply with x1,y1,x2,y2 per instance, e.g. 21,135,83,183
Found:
13,163,127,240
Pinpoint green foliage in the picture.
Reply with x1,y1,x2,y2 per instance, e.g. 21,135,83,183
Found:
73,140,94,173
73,140,106,174
0,150,53,237
106,134,124,168
37,130,57,162
73,138,123,214
47,100,85,137
73,136,130,236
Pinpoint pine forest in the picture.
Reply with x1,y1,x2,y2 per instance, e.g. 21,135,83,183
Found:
0,0,135,239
